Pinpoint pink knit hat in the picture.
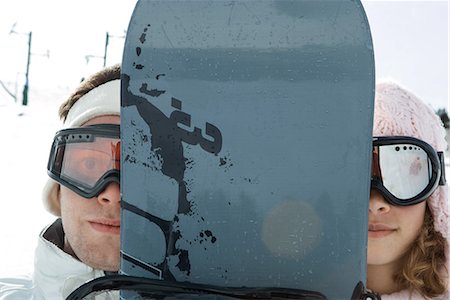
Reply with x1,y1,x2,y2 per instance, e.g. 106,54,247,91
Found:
373,81,449,241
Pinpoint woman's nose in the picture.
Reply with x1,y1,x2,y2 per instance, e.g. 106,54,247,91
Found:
369,189,391,215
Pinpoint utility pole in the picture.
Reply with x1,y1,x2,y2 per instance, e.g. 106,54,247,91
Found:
104,31,126,67
10,23,49,106
22,31,32,106
103,32,109,67
86,31,125,68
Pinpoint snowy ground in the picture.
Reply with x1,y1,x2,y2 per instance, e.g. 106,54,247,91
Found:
0,88,449,277
0,87,69,277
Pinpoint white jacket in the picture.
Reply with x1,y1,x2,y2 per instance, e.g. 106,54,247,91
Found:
0,220,116,300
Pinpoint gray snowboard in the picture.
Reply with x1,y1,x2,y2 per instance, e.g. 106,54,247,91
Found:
120,0,375,298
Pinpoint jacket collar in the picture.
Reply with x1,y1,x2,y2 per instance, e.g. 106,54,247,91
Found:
33,219,105,299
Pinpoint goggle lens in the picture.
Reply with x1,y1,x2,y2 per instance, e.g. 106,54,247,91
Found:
48,124,120,198
375,144,430,200
57,138,120,189
371,136,445,206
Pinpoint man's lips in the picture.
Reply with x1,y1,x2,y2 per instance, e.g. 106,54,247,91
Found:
89,219,120,235
368,223,396,238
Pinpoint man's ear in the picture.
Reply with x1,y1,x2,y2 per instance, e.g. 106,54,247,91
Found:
42,180,62,216
54,185,61,216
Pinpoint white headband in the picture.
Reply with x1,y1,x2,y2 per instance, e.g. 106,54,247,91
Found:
64,79,121,128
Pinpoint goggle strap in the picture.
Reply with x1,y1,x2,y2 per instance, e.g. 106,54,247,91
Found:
438,151,446,186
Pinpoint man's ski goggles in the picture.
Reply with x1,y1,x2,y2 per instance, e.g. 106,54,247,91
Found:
47,124,120,198
371,136,446,206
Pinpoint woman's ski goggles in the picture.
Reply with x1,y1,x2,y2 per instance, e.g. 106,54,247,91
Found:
371,136,446,206
47,124,120,198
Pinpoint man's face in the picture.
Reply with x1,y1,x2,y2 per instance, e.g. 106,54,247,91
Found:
59,115,121,271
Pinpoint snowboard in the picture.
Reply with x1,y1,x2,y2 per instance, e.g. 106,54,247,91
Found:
119,0,375,299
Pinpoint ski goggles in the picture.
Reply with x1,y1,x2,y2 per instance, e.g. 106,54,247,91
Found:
371,136,446,206
47,124,120,198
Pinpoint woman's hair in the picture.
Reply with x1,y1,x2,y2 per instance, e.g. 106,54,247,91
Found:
59,63,121,121
394,205,448,298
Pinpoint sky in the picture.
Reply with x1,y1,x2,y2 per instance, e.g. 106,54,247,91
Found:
0,0,449,110
0,0,449,277
0,0,137,93
362,0,449,110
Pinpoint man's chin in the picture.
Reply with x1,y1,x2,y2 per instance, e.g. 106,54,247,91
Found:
78,246,120,271
85,256,120,272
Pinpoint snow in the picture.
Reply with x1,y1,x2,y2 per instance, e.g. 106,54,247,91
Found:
0,87,68,276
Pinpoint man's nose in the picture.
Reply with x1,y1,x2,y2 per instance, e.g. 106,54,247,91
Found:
97,182,120,206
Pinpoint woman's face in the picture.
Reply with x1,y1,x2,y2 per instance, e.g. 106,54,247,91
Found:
367,190,426,266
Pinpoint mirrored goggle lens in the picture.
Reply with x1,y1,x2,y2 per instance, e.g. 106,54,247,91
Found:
373,144,431,200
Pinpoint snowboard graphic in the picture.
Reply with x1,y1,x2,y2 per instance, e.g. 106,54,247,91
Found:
118,0,375,299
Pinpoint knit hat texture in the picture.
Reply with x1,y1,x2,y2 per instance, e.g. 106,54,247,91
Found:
43,79,120,216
